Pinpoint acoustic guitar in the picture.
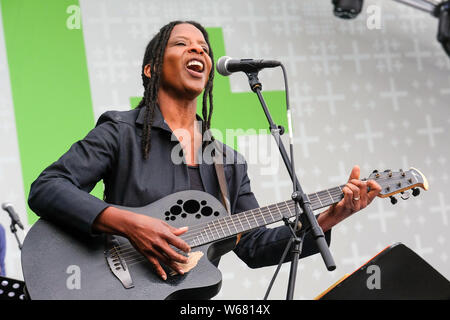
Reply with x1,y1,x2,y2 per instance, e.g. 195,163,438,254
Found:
21,168,428,299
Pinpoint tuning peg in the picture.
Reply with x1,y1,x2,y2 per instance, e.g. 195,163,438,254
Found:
412,188,420,197
401,191,410,200
390,196,398,205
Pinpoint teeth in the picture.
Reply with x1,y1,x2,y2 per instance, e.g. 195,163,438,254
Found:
187,60,204,70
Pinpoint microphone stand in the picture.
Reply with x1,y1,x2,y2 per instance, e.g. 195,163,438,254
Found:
245,70,336,300
9,221,23,250
2,206,23,250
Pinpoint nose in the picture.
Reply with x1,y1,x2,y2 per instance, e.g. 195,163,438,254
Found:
188,43,205,55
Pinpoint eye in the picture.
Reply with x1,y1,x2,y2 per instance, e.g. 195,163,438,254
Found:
175,41,186,46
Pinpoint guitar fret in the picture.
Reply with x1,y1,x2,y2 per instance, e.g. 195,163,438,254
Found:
326,189,334,205
243,213,252,230
203,224,212,243
267,205,274,222
318,190,331,207
260,208,267,224
218,219,227,238
274,203,284,220
336,185,344,202
200,231,206,244
275,204,281,220
208,221,217,241
306,194,311,203
228,216,237,234
284,201,293,218
224,218,232,236
313,192,323,207
229,216,239,235
208,223,217,241
237,215,245,233
252,210,259,227
212,219,224,239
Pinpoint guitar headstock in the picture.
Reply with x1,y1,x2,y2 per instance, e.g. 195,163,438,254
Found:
368,168,429,203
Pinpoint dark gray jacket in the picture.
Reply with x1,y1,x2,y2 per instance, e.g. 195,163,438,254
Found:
28,106,330,268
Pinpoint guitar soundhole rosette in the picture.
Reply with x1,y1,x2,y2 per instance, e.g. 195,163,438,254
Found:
165,198,219,221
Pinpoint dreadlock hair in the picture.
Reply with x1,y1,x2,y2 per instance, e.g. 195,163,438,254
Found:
136,20,215,160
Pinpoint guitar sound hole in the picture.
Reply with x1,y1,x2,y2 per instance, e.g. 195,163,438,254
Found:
183,200,200,214
201,207,213,216
170,205,182,215
166,199,218,221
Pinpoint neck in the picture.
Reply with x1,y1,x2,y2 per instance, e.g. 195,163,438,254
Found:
158,90,198,130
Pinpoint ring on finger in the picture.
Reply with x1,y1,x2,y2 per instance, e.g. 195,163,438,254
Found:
353,196,360,201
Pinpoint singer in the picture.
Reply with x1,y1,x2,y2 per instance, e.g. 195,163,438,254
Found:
28,21,380,289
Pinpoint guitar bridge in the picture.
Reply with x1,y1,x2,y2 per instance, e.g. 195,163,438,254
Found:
104,235,134,289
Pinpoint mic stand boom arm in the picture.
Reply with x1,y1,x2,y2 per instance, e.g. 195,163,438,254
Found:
245,70,336,300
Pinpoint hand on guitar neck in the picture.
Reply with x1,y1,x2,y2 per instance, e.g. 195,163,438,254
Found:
92,206,191,280
317,165,382,232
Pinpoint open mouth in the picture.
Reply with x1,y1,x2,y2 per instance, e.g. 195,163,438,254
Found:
186,59,204,73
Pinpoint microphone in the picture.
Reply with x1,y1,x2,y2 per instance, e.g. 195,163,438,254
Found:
2,203,24,230
216,56,281,76
332,0,364,19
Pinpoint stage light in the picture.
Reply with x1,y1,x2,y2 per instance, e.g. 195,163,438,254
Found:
331,0,450,58
435,1,450,56
332,0,364,19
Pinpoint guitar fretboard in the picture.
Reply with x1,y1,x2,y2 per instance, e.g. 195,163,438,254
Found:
183,185,345,248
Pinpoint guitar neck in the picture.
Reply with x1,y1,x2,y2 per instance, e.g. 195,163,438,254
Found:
185,184,345,248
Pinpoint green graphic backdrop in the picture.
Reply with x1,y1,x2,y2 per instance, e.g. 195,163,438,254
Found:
1,0,286,224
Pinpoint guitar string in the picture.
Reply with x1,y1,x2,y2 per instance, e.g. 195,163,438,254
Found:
109,197,314,250
107,176,409,258
107,187,348,258
109,193,342,262
110,199,304,260
113,177,413,266
110,200,302,259
116,185,345,250
106,186,351,258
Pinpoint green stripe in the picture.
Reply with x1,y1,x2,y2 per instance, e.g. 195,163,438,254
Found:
1,0,96,224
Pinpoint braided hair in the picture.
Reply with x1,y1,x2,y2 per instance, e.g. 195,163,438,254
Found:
136,20,215,160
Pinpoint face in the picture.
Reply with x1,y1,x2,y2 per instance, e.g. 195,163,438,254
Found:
159,23,212,100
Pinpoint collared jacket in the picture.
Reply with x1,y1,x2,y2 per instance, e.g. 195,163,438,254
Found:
28,106,331,268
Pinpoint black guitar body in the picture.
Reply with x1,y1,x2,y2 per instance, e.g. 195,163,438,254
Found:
21,190,233,300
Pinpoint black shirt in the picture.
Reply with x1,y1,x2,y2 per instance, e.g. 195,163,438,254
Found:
188,165,204,192
28,106,331,268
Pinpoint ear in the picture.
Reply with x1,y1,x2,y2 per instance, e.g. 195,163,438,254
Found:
143,64,152,79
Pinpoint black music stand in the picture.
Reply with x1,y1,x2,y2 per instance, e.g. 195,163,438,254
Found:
0,276,26,300
317,242,450,300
